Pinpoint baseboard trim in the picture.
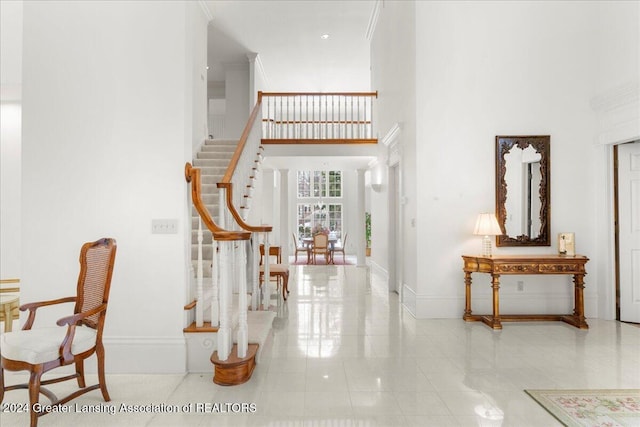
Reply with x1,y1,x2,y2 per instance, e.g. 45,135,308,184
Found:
414,294,598,319
103,336,186,374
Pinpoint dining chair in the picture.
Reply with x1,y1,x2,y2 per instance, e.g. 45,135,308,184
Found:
0,238,117,427
259,244,290,301
331,233,347,264
311,233,330,264
292,233,309,263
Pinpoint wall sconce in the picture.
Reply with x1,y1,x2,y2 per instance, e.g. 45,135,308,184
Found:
473,213,503,257
370,183,383,192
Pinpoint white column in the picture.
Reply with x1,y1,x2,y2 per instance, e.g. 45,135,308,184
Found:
279,169,290,263
356,169,366,267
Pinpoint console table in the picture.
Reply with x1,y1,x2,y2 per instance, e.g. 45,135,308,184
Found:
462,254,589,330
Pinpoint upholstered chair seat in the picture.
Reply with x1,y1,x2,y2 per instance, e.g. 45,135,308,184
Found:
1,326,97,365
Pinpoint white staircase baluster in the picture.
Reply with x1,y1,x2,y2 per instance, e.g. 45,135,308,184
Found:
211,238,219,327
262,233,271,309
251,233,260,310
196,218,204,327
236,240,248,358
217,240,232,361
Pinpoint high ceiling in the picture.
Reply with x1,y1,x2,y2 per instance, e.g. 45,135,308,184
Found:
205,0,376,92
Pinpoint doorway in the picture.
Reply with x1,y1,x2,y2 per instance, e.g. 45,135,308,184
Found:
615,140,640,323
388,164,401,295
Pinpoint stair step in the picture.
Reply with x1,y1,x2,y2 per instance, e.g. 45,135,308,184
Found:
205,139,239,146
193,159,230,168
197,151,234,160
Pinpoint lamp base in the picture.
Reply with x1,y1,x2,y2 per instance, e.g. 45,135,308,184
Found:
482,235,493,257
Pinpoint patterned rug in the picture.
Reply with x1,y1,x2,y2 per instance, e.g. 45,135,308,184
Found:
525,389,640,427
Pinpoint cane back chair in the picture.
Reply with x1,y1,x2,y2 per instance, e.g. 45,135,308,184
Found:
0,238,117,427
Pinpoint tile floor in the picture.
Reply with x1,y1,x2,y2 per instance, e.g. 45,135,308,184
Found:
1,264,639,426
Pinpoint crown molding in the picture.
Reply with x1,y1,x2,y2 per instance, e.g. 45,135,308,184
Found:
366,0,382,41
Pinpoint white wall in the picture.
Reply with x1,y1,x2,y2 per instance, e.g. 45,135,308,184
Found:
370,0,417,305
371,1,638,318
0,0,23,279
21,1,207,373
224,62,250,139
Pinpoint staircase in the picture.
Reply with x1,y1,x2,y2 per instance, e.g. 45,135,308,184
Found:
190,139,237,277
185,138,276,380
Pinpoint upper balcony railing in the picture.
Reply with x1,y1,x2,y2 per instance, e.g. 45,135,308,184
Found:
259,91,378,144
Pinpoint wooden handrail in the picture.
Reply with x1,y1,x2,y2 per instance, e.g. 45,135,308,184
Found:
221,100,263,184
185,163,250,241
260,91,378,98
217,182,272,233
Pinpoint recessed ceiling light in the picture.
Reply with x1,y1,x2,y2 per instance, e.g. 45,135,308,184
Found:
320,34,330,40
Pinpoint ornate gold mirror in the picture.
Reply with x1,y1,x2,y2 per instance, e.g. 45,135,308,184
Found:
495,135,550,246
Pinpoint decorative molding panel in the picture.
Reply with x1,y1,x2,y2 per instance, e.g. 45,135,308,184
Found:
591,81,640,145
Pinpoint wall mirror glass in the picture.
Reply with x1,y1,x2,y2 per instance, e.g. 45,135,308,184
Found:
495,135,550,246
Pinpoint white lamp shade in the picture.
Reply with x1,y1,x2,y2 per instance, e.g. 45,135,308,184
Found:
473,213,502,236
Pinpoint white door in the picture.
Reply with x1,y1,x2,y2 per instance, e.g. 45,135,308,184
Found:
619,141,640,323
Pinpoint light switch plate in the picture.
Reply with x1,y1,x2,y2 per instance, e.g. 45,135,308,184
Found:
152,219,178,234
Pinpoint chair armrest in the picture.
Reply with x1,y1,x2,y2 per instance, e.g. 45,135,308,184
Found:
56,303,106,364
56,303,106,327
20,296,77,330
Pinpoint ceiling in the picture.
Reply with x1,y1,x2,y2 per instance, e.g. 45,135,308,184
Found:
205,0,376,92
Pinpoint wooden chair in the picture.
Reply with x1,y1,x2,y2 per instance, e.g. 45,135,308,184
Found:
0,238,117,427
292,233,309,263
259,245,290,301
331,233,348,264
0,279,20,333
311,233,330,264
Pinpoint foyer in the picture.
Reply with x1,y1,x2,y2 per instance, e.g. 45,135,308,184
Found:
2,264,639,426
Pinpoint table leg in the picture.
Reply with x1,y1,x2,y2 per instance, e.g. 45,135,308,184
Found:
489,274,502,329
572,273,588,329
3,303,12,332
463,271,473,320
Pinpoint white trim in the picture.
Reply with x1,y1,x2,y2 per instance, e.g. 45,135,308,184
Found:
103,336,186,374
401,284,416,316
367,258,388,281
198,0,213,21
590,81,640,320
381,122,401,147
366,0,382,41
255,53,270,90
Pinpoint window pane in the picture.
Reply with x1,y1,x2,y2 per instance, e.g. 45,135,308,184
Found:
297,204,313,238
328,171,342,197
298,171,311,198
327,203,342,238
313,171,327,198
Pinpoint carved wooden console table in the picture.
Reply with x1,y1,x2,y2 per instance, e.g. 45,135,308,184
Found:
462,254,589,330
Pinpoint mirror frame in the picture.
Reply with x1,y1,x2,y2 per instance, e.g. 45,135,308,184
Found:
495,135,550,247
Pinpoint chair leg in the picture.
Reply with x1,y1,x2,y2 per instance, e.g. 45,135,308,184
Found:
0,366,5,403
96,343,111,401
29,369,43,427
76,358,86,388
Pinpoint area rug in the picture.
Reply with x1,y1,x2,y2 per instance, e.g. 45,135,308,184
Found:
289,256,354,266
525,389,640,427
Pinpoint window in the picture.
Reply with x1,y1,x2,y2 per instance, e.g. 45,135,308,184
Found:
297,170,341,198
296,170,343,240
296,203,343,239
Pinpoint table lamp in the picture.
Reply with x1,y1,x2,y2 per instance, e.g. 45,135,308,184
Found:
473,213,502,257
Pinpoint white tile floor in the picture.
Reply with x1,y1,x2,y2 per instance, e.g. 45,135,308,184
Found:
2,264,639,426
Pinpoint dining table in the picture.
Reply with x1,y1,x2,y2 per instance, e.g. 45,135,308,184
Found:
302,236,338,264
